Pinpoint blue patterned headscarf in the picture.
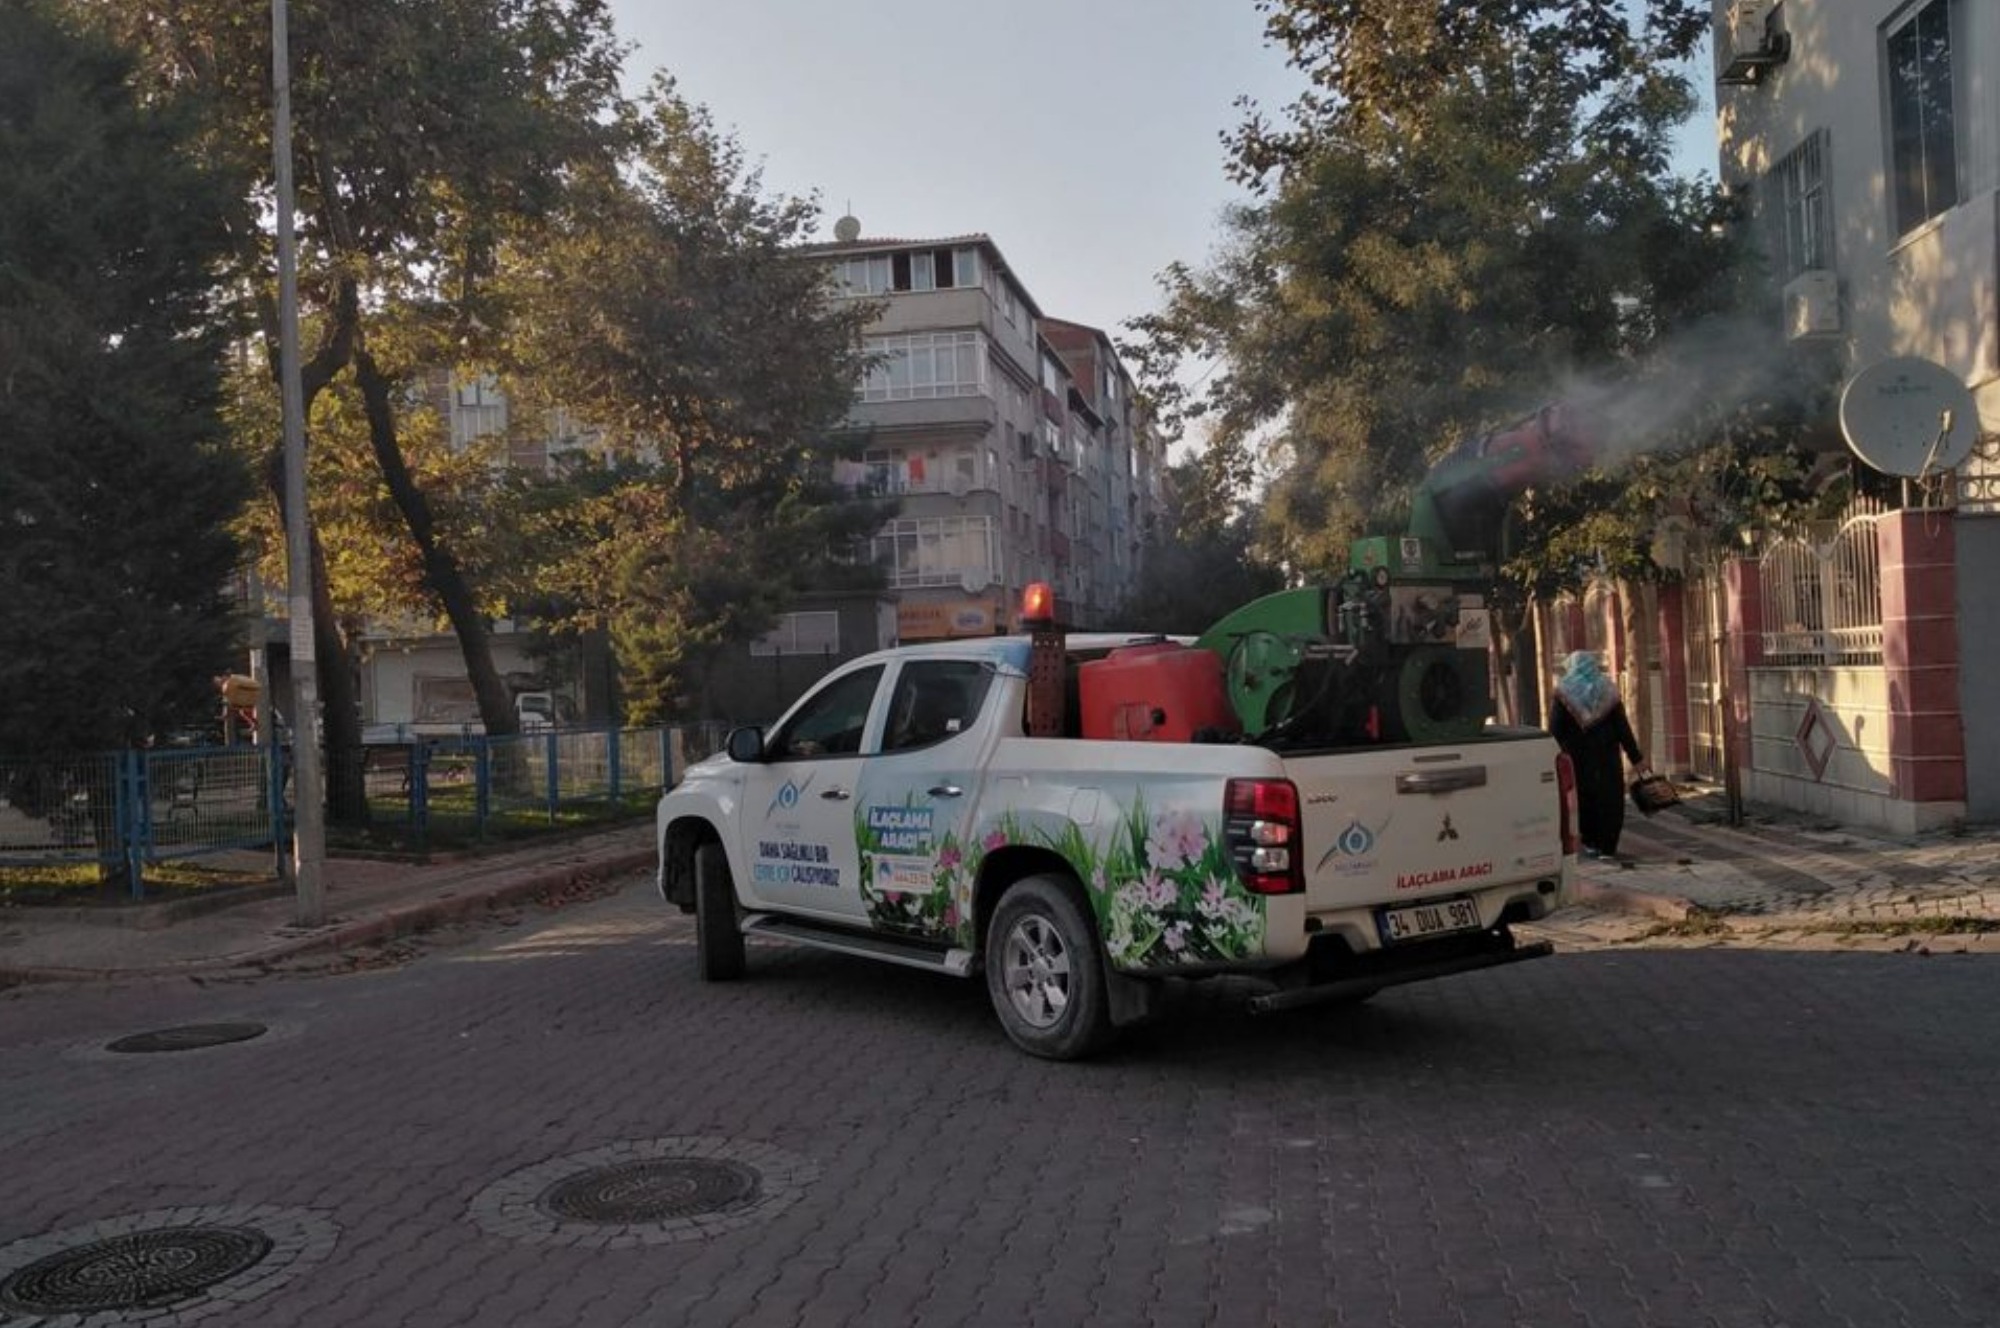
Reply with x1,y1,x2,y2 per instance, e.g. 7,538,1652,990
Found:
1555,650,1620,727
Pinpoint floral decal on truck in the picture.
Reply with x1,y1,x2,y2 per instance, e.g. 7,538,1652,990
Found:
854,789,1267,971
1054,794,1265,969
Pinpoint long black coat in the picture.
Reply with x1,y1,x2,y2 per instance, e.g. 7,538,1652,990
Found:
1549,696,1643,855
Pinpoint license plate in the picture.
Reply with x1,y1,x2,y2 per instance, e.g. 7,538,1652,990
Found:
1379,896,1481,943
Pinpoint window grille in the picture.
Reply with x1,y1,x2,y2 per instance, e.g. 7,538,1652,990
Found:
1759,514,1883,665
1770,129,1829,278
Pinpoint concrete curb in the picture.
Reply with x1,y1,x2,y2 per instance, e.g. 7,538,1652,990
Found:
0,848,657,988
1571,876,1697,923
8,881,294,931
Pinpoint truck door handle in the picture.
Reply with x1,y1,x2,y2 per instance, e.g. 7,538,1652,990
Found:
819,787,851,801
928,784,964,798
1395,766,1488,795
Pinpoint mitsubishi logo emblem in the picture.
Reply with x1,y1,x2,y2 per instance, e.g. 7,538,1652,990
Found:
1437,814,1459,842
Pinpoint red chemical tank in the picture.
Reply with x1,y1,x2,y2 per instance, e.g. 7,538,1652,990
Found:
1078,643,1240,742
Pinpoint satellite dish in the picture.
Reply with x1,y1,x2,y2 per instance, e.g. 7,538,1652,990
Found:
1839,356,1979,477
833,214,861,242
960,568,991,594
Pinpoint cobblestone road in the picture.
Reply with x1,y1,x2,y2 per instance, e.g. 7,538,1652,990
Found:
1,877,1995,1328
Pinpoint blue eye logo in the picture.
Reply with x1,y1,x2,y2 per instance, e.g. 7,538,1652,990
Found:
766,775,813,819
1317,817,1384,872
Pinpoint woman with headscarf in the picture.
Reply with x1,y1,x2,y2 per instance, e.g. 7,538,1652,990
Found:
1548,651,1644,859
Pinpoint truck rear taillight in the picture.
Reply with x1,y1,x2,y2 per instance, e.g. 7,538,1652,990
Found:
1224,778,1303,895
1555,752,1579,856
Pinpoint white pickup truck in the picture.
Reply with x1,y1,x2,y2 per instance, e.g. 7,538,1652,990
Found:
656,630,1576,1059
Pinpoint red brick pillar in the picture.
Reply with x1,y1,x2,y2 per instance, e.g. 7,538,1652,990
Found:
1722,557,1763,812
1879,511,1965,809
1655,581,1692,776
1563,599,1586,656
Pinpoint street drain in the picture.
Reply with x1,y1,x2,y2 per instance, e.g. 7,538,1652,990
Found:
471,1137,818,1247
0,1226,271,1315
541,1158,761,1223
0,1206,337,1324
106,1022,268,1054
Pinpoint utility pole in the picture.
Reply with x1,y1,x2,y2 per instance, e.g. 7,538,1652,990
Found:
273,0,325,925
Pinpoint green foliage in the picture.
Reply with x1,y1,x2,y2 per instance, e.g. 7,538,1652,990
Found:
501,80,889,720
100,0,632,740
1130,0,1810,602
1115,451,1285,634
0,0,252,754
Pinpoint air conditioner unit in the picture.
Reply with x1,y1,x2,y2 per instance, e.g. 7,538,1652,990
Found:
1719,0,1788,85
1783,269,1841,340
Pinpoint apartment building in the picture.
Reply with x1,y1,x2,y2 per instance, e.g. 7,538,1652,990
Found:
1710,0,2000,819
808,225,1164,643
385,227,1165,725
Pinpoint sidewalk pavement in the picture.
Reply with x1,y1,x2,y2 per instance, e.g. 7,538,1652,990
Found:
0,823,659,986
4,792,1999,987
1555,787,2000,949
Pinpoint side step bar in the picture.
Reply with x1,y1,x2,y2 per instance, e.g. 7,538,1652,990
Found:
1245,941,1554,1015
740,913,976,978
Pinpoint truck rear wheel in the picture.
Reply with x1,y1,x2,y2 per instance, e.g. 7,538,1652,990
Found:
694,843,745,982
985,875,1114,1060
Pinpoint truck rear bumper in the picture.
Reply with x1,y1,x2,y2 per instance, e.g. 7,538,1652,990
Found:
1244,933,1553,1014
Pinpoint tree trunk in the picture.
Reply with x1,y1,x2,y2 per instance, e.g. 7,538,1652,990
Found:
310,526,369,823
354,349,519,736
1495,600,1540,728
264,446,368,825
1530,596,1552,723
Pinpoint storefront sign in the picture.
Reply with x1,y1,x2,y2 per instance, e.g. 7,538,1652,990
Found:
898,599,997,640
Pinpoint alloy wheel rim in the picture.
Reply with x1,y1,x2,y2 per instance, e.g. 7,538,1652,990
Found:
1001,914,1071,1029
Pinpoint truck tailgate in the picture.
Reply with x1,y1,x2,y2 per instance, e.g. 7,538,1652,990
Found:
1283,735,1565,913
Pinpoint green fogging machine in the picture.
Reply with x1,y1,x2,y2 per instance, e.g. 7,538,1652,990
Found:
1193,404,1597,746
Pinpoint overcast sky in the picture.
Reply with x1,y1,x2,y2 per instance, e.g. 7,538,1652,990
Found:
605,0,1719,347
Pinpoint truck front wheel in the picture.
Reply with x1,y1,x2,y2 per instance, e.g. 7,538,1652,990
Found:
985,876,1114,1060
694,843,745,982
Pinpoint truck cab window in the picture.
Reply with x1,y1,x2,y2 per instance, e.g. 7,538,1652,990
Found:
882,661,993,754
767,666,883,760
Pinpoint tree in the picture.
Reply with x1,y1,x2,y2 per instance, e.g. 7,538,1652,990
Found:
0,0,251,761
1115,444,1285,636
99,0,630,769
501,82,889,719
1128,0,1797,709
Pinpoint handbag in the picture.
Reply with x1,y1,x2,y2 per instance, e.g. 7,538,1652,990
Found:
1629,766,1679,815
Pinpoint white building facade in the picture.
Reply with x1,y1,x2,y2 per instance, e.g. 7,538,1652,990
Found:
1715,0,2000,819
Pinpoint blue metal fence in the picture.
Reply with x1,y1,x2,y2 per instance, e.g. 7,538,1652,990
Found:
0,723,721,897
0,748,275,894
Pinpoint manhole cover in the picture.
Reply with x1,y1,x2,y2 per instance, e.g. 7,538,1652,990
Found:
0,1225,270,1315
541,1158,761,1223
106,1023,268,1054
0,1206,337,1326
471,1137,818,1247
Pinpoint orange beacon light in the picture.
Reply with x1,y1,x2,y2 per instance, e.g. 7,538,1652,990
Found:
1019,581,1056,627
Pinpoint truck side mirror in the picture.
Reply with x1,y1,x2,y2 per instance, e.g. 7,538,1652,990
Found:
725,726,765,763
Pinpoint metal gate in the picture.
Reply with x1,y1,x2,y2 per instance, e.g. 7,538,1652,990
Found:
1683,569,1726,782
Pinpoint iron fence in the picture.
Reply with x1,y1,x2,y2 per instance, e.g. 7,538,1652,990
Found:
1,723,725,896
1759,513,1884,665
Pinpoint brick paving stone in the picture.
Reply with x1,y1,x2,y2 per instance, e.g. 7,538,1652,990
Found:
3,885,1999,1327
